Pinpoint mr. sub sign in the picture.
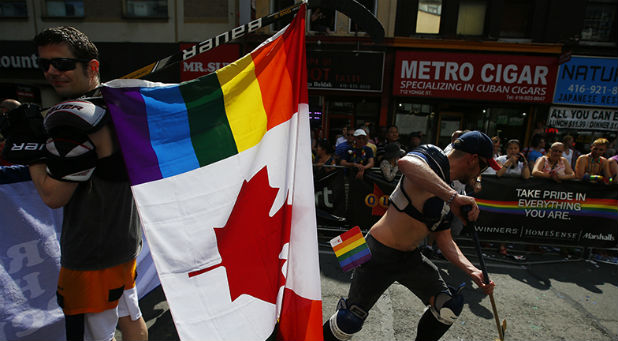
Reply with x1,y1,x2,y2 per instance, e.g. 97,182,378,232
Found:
393,51,558,103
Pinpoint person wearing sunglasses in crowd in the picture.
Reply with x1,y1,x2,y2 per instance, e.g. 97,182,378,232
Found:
532,142,575,183
323,131,497,341
2,26,147,341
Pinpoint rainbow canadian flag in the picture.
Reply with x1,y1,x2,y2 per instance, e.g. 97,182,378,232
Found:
100,5,322,340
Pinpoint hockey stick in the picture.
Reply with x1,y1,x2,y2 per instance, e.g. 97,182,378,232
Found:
462,205,506,341
120,0,384,79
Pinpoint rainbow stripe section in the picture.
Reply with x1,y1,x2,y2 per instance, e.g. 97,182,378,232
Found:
330,226,371,272
477,198,618,220
101,18,307,186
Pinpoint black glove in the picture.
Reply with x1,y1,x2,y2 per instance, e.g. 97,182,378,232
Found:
0,104,48,165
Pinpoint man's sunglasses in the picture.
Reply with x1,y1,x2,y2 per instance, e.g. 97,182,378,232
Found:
37,58,90,72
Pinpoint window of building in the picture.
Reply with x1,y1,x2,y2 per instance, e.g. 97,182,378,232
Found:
581,0,617,42
185,0,227,20
309,7,336,33
456,0,486,35
350,0,376,33
0,1,27,17
125,0,167,18
416,0,442,34
45,0,84,17
85,0,122,19
499,0,533,38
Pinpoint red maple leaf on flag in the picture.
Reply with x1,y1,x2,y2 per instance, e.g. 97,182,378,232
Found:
189,166,292,305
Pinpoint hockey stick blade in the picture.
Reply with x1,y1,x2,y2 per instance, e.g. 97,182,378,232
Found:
121,0,384,79
502,319,507,339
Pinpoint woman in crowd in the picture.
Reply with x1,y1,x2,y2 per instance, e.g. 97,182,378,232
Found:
496,139,530,179
379,143,403,182
314,139,336,178
532,142,575,182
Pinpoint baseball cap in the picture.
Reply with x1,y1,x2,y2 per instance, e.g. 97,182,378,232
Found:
353,129,367,137
452,131,501,170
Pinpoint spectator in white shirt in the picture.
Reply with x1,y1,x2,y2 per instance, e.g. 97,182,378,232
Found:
496,139,530,179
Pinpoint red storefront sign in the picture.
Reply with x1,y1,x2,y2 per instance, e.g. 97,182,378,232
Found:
393,51,559,103
179,43,240,81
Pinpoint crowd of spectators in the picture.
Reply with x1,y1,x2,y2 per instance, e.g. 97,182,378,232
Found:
312,124,617,185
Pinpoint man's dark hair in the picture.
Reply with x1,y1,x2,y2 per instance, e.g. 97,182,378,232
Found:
34,26,98,61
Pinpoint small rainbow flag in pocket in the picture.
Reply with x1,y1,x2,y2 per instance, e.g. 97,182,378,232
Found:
330,226,371,272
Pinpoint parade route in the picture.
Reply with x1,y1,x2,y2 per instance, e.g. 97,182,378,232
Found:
129,245,618,341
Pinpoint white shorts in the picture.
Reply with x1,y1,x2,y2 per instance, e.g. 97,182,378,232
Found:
83,286,142,341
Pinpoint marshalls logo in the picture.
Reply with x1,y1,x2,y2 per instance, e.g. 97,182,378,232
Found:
582,233,615,241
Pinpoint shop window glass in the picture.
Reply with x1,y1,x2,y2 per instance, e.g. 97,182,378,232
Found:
499,0,533,38
309,7,336,33
350,0,376,32
0,1,27,17
581,0,616,42
46,0,84,17
395,102,433,136
456,0,486,35
125,0,167,18
416,0,441,34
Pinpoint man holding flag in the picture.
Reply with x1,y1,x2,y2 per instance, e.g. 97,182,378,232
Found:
324,131,496,341
2,26,147,341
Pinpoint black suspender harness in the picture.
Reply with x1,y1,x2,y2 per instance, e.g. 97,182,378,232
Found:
389,145,454,232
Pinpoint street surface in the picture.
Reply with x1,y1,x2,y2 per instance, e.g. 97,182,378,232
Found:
127,242,618,341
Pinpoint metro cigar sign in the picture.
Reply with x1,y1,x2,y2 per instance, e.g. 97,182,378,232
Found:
393,51,558,103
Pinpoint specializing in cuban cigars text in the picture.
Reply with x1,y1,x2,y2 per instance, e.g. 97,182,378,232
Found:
516,188,586,221
398,61,549,100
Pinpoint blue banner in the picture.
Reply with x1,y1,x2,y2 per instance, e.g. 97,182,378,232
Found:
553,56,618,108
0,166,160,340
0,168,65,341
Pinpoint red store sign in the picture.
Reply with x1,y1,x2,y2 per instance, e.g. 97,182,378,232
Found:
180,43,240,82
393,51,559,103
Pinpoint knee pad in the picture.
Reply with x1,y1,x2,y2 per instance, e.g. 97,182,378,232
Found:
323,298,368,341
415,283,465,341
430,283,465,325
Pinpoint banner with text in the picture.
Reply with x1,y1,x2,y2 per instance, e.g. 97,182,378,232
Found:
315,170,618,247
475,176,618,247
393,51,558,103
547,106,618,131
308,51,384,92
552,56,618,108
